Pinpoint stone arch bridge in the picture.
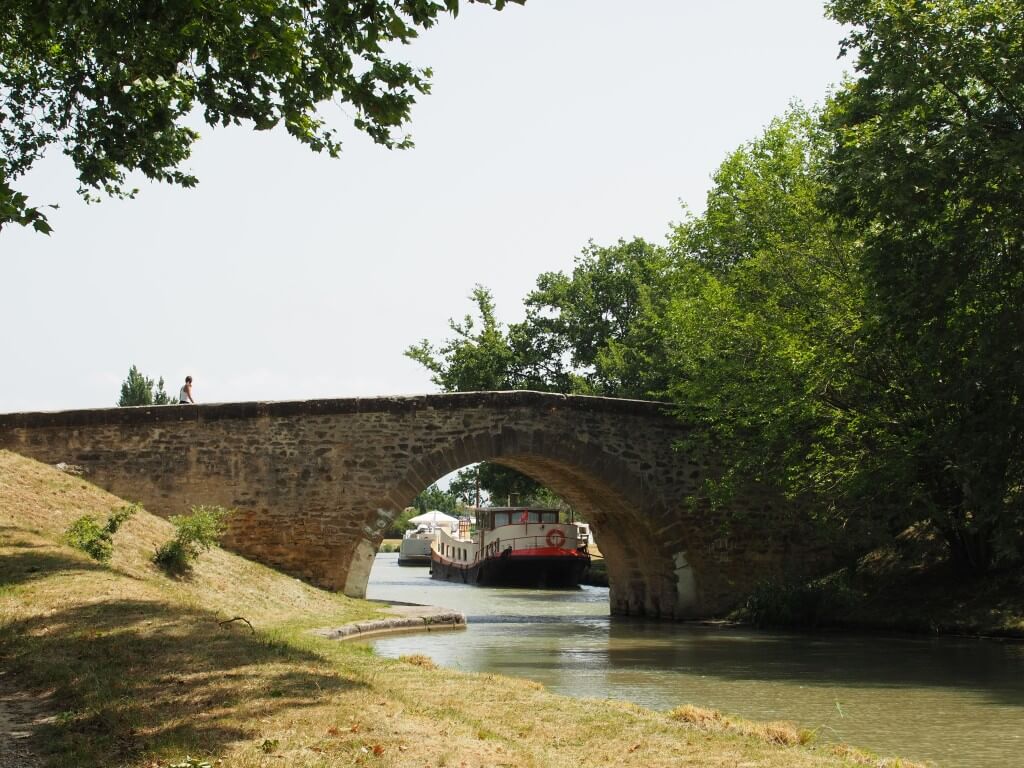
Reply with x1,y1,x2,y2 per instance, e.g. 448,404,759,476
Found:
0,391,824,618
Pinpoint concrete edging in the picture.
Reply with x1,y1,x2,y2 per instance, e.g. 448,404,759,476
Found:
313,603,466,642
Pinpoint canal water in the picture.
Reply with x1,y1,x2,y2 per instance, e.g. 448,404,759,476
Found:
365,554,1024,767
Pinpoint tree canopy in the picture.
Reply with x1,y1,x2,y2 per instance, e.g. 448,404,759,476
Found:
405,0,1024,575
824,0,1024,570
661,107,869,531
0,0,521,234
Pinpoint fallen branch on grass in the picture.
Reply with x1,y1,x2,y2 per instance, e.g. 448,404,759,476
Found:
218,616,255,633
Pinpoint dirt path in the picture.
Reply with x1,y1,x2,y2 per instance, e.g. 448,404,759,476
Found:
0,676,50,768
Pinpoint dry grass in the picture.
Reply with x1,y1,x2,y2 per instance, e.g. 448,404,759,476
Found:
669,704,813,747
828,743,931,768
0,450,919,768
0,451,382,630
397,654,437,670
668,706,930,768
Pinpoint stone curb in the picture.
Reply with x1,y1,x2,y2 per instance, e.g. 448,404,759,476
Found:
313,608,466,642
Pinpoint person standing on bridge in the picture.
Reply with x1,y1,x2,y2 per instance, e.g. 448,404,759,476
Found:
178,375,195,404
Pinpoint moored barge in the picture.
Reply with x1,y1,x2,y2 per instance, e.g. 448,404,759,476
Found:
430,507,590,588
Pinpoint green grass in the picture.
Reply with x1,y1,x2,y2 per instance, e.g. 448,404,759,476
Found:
0,450,923,768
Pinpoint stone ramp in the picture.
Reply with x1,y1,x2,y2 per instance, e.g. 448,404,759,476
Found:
313,600,466,641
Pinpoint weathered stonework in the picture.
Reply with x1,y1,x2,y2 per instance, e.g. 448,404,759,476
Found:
0,391,827,618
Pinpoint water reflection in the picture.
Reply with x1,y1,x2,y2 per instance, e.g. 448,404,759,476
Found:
364,554,1024,767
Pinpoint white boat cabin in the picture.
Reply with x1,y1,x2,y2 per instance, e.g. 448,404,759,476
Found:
432,506,588,568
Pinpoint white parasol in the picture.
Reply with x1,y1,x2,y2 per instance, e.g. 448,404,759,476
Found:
407,509,459,526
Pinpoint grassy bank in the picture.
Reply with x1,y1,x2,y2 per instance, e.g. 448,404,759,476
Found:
736,524,1024,638
0,451,919,767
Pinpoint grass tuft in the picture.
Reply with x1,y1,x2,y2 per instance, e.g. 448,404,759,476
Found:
398,653,437,669
669,704,811,747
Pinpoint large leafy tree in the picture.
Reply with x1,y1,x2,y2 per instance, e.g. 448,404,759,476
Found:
1,0,521,234
447,462,559,507
406,285,522,392
406,285,554,501
825,0,1024,570
523,237,675,398
405,240,677,502
406,239,675,400
412,483,460,514
661,107,876,544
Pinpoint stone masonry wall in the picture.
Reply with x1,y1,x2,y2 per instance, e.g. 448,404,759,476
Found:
0,392,830,618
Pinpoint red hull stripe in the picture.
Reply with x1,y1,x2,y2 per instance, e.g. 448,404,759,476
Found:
431,548,589,567
505,547,587,558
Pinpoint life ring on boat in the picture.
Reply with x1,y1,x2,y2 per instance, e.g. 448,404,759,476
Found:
546,528,566,548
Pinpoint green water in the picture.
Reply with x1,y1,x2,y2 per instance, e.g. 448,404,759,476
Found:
365,554,1024,767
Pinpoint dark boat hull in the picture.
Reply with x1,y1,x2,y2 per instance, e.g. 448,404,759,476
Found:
431,551,589,588
397,554,431,566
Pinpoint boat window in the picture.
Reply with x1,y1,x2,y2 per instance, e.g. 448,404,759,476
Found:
527,511,542,523
493,512,511,527
541,511,558,524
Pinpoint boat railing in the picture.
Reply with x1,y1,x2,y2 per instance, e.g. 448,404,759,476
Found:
494,533,587,553
434,527,589,566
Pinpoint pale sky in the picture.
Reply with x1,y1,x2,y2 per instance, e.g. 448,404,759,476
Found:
1,1,850,414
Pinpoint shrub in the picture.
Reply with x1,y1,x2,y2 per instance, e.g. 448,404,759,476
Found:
64,503,140,563
154,505,232,575
153,539,190,574
65,516,110,562
741,573,856,629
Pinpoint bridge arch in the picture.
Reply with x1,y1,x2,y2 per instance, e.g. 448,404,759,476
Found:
349,424,703,617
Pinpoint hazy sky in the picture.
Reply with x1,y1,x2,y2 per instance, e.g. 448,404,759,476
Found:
2,1,850,414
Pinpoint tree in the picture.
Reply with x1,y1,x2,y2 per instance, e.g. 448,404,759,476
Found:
412,483,460,515
1,0,522,235
403,110,880,550
118,365,171,406
406,285,520,392
153,377,173,405
405,287,558,504
661,106,874,545
446,463,555,507
404,240,678,502
522,237,674,398
824,0,1024,570
405,239,676,400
